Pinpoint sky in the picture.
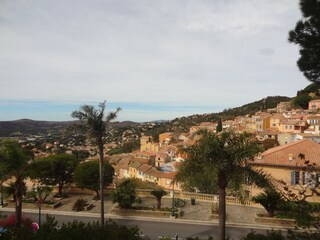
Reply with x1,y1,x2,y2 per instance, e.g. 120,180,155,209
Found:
0,0,309,122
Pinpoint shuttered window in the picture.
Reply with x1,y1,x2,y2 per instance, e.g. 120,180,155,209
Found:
291,171,300,185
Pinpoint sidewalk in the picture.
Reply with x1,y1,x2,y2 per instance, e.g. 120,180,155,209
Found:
0,194,285,230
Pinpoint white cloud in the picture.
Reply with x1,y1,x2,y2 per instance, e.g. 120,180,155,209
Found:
0,0,308,121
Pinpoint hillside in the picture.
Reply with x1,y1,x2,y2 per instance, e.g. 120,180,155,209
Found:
143,96,292,140
0,96,291,138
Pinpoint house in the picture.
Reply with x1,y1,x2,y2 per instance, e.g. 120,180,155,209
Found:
140,136,159,152
309,99,320,110
250,139,320,201
155,152,170,167
156,171,181,191
189,122,216,134
159,132,174,145
136,164,153,181
269,114,286,130
276,102,292,113
279,120,307,134
255,115,271,132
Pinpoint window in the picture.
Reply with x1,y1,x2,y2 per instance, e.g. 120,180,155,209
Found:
291,171,300,185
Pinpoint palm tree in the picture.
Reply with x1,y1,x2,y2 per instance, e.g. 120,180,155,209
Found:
177,130,272,240
151,189,167,209
71,101,120,226
0,140,31,227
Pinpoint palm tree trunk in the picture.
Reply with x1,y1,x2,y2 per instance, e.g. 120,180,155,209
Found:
218,173,227,240
14,178,23,228
218,187,226,240
98,141,104,226
156,198,161,209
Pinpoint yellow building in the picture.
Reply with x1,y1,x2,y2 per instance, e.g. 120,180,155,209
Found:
250,139,320,201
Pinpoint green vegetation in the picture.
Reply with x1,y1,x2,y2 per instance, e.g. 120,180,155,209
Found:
292,95,312,109
252,188,284,217
71,101,120,226
0,140,32,227
74,161,114,198
28,154,78,197
177,130,272,240
242,231,285,240
150,189,167,209
0,216,145,240
72,198,89,212
289,0,320,83
111,179,137,209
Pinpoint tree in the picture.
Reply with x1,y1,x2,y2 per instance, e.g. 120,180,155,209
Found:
74,161,114,198
292,95,312,109
71,101,120,226
216,117,223,133
289,0,320,83
151,189,167,209
252,188,284,217
275,153,320,227
111,179,136,209
177,130,272,240
1,215,145,240
28,153,79,197
0,140,31,227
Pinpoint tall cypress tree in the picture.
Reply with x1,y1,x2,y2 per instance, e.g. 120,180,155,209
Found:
288,0,320,83
216,117,223,133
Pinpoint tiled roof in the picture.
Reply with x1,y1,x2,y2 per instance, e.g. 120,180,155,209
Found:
137,164,152,173
132,158,150,164
129,161,142,169
145,167,161,177
307,115,320,120
251,139,320,167
144,168,177,179
143,150,157,156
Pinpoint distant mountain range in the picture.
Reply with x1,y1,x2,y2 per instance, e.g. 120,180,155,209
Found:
0,96,291,137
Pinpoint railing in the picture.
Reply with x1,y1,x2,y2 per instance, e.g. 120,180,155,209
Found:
135,189,253,205
61,187,254,205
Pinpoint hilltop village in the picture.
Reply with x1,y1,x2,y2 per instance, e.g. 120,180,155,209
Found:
12,99,320,199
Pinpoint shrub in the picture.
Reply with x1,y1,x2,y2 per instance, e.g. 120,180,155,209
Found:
242,231,285,240
111,179,137,209
73,198,88,212
174,198,186,208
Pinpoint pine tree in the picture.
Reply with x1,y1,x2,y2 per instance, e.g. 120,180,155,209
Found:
289,0,320,83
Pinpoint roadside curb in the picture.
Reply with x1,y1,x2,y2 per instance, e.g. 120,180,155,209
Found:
0,207,294,230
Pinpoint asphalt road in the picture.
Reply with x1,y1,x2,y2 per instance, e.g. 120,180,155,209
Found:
5,211,281,240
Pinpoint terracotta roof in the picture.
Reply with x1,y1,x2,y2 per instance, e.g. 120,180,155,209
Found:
132,158,150,164
251,139,320,167
280,120,299,125
143,150,157,156
129,161,142,169
145,167,161,177
137,164,153,173
307,115,320,120
259,128,280,135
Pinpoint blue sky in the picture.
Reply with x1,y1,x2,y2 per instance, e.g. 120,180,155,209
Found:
0,0,308,122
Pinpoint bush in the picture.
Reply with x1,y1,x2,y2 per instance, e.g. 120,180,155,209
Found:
252,188,284,217
174,198,186,208
0,216,146,240
111,179,137,209
242,231,285,240
73,198,88,212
